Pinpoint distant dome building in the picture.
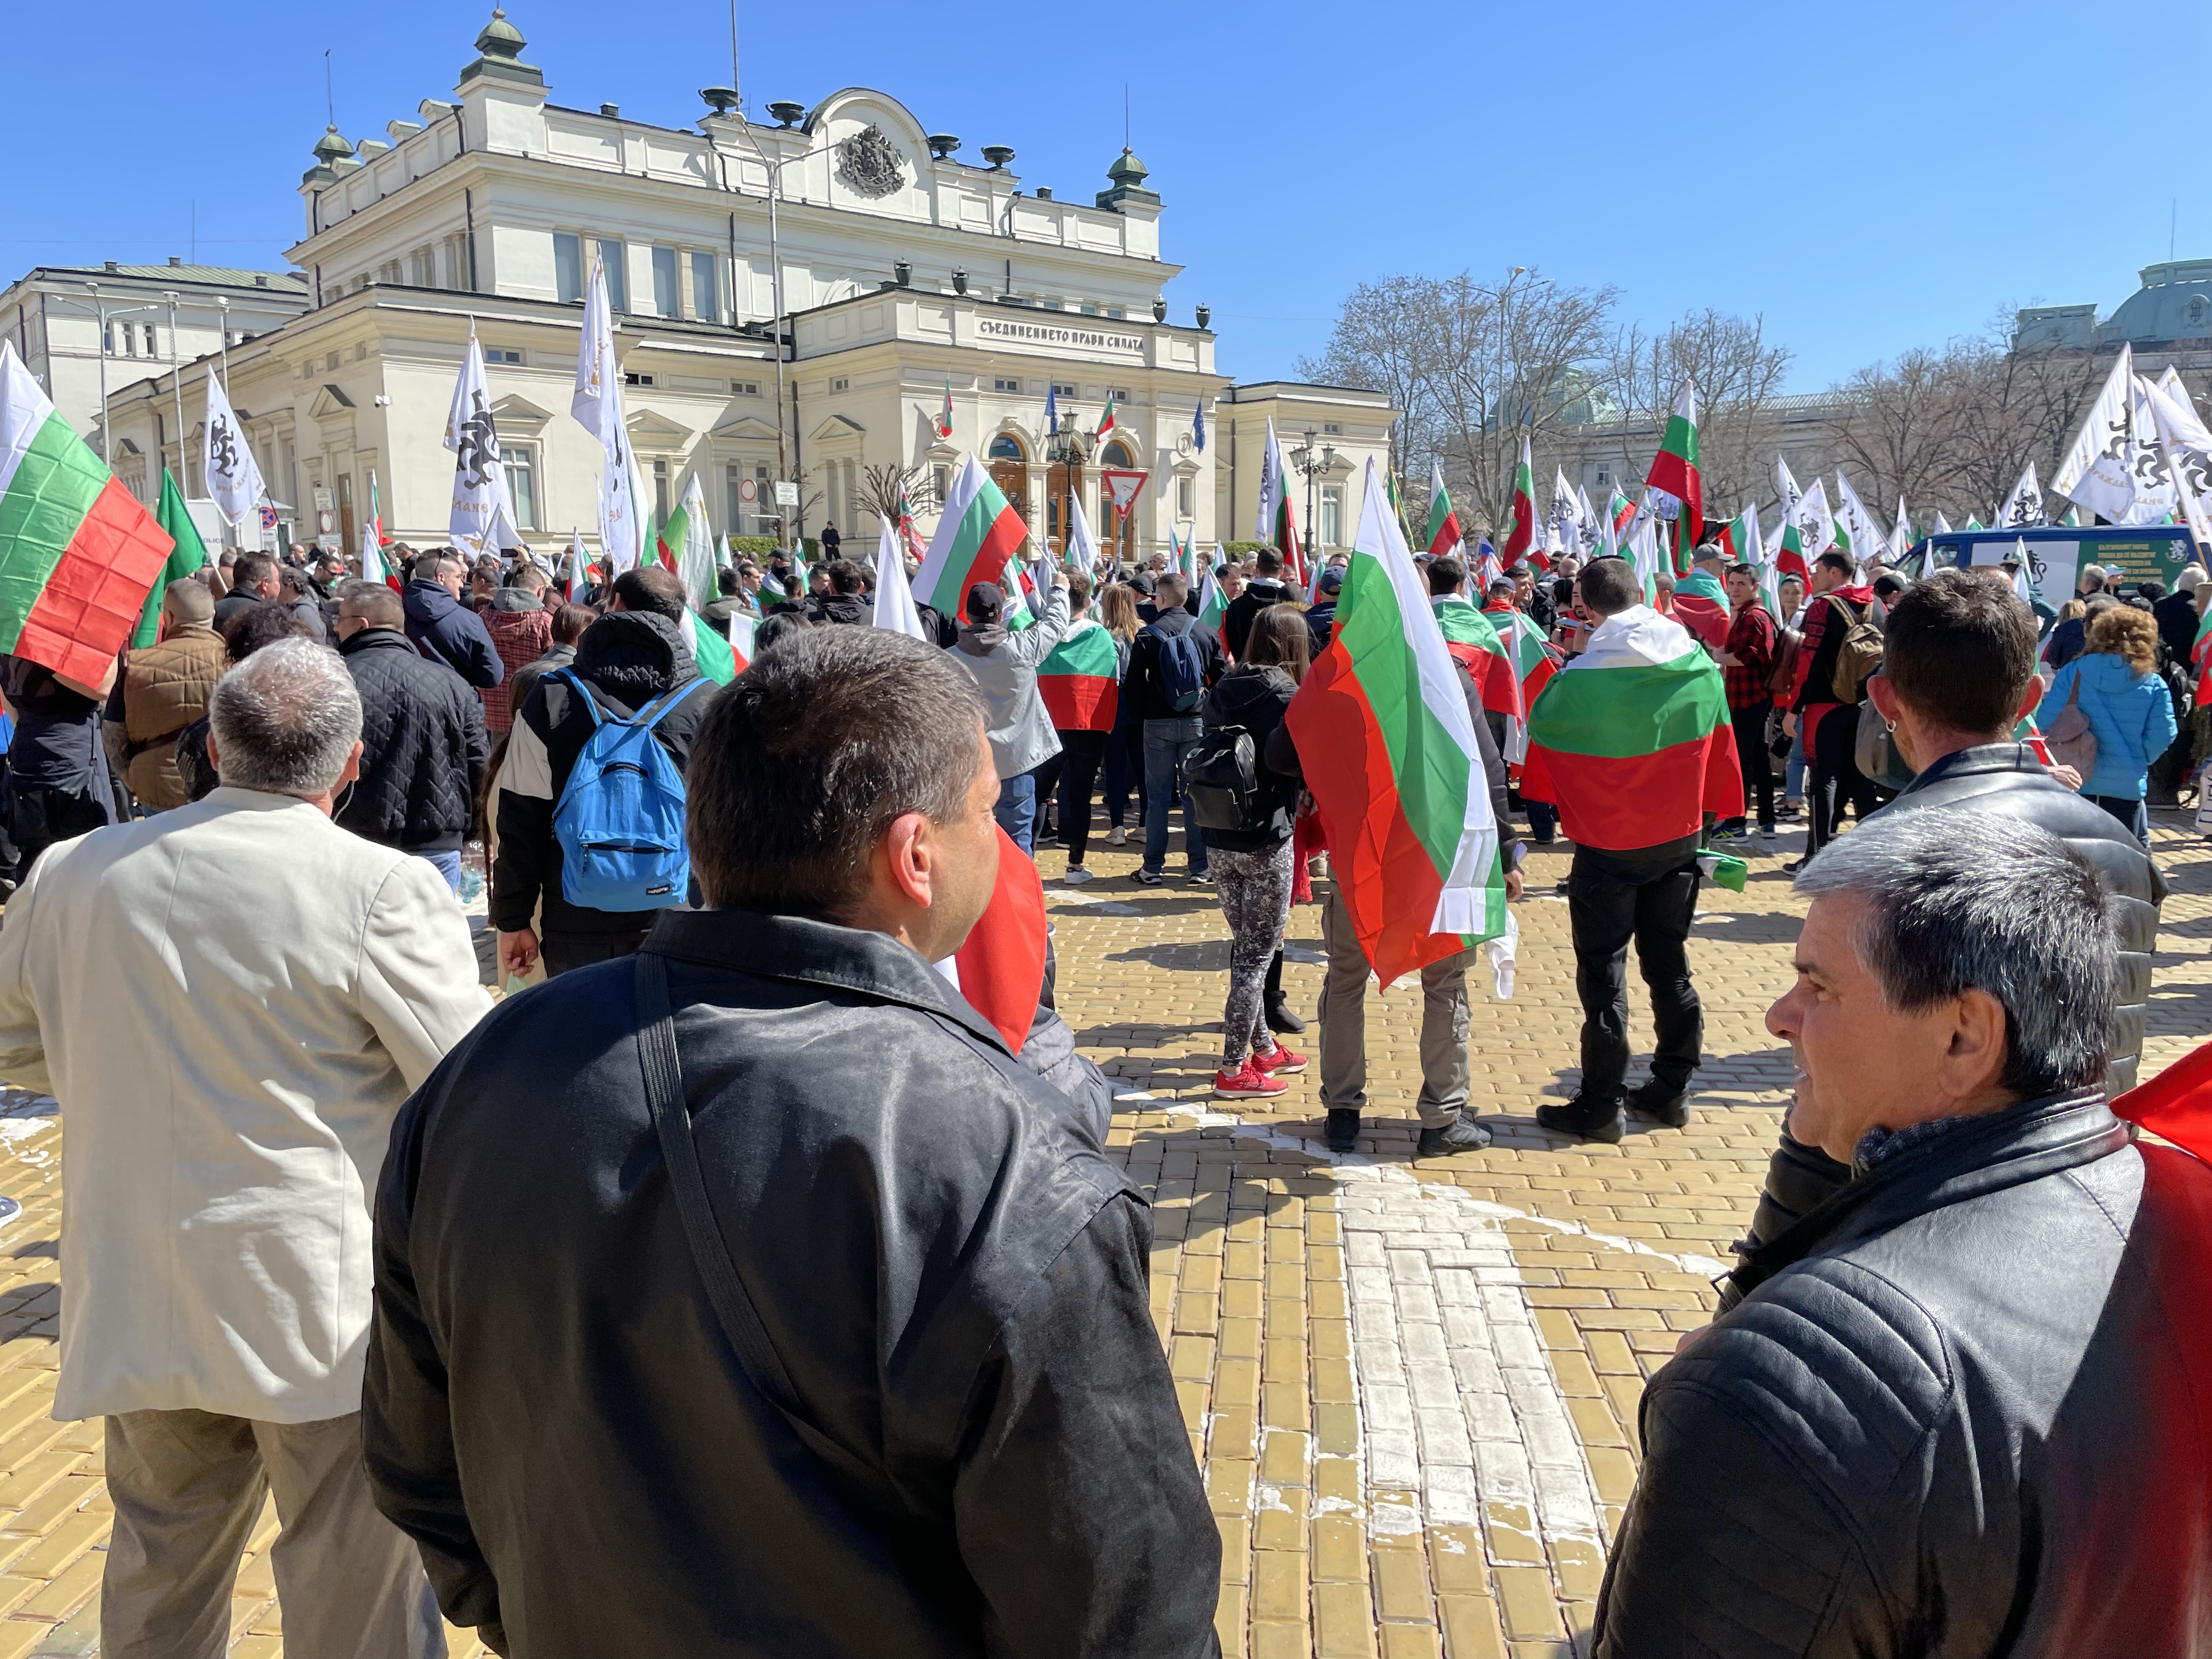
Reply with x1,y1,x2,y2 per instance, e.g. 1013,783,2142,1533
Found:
2014,259,2212,367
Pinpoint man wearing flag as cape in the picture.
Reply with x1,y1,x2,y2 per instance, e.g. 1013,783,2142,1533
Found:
1520,555,1742,1144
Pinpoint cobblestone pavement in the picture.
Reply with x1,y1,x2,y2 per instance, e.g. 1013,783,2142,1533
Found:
0,812,2199,1654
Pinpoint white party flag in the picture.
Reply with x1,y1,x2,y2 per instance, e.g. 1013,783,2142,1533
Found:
2053,345,2138,522
572,256,641,575
872,521,928,640
445,328,521,554
676,471,717,612
201,371,264,528
1997,460,2046,529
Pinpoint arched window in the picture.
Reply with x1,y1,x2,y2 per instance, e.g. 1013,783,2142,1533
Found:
988,433,1025,462
1101,441,1133,469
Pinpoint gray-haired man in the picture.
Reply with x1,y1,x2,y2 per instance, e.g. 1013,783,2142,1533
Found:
0,638,487,1657
1593,809,2212,1656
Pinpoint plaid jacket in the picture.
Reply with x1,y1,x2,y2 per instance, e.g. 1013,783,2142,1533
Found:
1723,602,1776,710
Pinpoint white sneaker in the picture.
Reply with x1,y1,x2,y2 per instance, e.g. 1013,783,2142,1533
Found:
1062,866,1094,885
1108,826,1127,847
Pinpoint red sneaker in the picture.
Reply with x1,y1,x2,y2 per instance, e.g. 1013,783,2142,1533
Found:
1213,1062,1289,1099
1251,1045,1307,1076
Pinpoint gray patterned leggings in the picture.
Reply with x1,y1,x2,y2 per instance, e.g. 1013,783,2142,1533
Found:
1214,840,1295,1069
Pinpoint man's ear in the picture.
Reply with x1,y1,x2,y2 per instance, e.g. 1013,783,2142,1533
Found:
1867,673,1901,724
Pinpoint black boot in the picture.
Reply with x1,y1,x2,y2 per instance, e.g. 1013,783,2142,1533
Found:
1324,1109,1360,1153
1263,947,1305,1034
1537,1094,1626,1144
1416,1111,1493,1156
1627,1078,1691,1128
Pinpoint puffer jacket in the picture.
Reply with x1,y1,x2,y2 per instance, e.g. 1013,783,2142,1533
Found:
491,611,716,939
362,908,1221,1658
403,580,503,690
2038,649,2180,802
947,585,1071,780
336,629,489,856
1596,1091,2212,1658
1729,741,2168,1267
113,625,225,810
803,592,871,627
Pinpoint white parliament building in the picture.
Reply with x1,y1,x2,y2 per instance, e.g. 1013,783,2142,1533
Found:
24,11,1391,567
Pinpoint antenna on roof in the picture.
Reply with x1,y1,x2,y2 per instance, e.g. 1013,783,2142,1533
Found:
324,48,334,129
729,0,741,109
1124,84,1129,151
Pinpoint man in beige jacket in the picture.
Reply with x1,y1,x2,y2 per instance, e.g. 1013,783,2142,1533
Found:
0,637,488,1658
101,578,227,811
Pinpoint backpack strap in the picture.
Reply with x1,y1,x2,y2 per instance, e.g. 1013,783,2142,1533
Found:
634,675,709,735
549,668,604,735
632,951,904,1511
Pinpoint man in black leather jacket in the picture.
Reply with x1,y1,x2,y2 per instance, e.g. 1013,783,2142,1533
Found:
1731,569,2167,1265
1595,809,2212,1657
365,628,1219,1659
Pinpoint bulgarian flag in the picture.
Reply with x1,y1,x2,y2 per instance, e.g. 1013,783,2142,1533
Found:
944,826,1049,1051
1425,461,1462,557
679,607,740,685
0,342,173,685
1195,563,1229,648
1520,606,1743,850
937,377,955,439
1644,382,1702,577
1285,457,1508,988
1500,607,1558,763
1431,594,1520,728
1037,616,1120,730
914,455,1032,630
2193,610,2212,707
1502,435,1537,564
1096,391,1117,439
1260,420,1305,586
133,468,210,650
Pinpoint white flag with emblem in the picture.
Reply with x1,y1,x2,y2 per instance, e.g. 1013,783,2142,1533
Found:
2139,374,2212,554
1997,460,2046,528
1834,470,1883,567
572,256,641,575
445,328,520,555
201,371,264,528
2053,345,2138,523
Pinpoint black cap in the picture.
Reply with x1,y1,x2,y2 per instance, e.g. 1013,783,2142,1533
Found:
967,580,1005,621
1318,566,1344,595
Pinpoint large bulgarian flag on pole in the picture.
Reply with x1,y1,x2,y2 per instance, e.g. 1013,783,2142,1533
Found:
915,454,1033,630
1644,381,1702,577
1501,607,1558,763
1502,433,1538,564
133,468,210,650
1037,615,1120,731
0,342,174,685
1286,456,1507,988
1519,604,1742,850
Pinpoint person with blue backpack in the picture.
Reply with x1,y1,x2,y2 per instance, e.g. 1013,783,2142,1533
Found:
492,567,717,979
1128,570,1224,886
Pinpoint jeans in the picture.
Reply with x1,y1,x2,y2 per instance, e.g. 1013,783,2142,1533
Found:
416,850,463,893
992,761,1046,854
1102,698,1143,830
1142,717,1207,874
1729,701,1775,830
1033,730,1109,866
1527,798,1558,842
1785,724,1807,803
1317,883,1471,1127
2088,792,2150,846
1567,839,1704,1106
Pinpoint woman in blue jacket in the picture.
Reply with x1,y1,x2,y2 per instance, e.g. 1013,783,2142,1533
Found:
2038,603,2177,845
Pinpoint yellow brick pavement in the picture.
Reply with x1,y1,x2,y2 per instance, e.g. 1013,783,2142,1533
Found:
0,813,2196,1654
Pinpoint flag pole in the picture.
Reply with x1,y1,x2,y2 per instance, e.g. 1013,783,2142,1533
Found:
164,291,184,510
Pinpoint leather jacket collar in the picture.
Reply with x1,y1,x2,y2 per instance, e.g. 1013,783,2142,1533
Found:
1726,1088,2125,1305
1895,742,2046,795
643,907,1011,1056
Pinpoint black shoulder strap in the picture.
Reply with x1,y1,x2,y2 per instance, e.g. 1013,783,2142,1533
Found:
633,951,901,1508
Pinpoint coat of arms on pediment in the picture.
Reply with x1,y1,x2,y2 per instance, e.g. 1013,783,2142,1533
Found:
834,124,907,199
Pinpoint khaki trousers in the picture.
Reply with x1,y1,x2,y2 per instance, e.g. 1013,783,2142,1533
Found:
1317,884,1471,1128
101,1408,444,1659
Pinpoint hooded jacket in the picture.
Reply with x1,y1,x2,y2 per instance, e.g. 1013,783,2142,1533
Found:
337,629,490,856
804,592,872,627
1791,584,1882,712
1729,741,2168,1268
947,585,1071,780
404,579,504,691
1597,1091,2212,1658
1128,607,1225,723
363,909,1221,1658
1197,664,1301,852
2038,650,2180,802
1222,578,1293,661
490,611,715,938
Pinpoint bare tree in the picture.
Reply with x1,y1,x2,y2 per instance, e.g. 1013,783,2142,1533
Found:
1296,274,1439,481
859,461,927,526
1601,310,1792,517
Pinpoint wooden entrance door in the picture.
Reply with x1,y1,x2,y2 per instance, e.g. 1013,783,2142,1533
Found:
986,436,1029,549
1046,461,1086,563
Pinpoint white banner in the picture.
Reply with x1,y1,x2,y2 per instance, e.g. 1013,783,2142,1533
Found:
1997,460,2046,529
445,330,520,555
201,371,264,528
2053,344,2138,522
573,257,641,575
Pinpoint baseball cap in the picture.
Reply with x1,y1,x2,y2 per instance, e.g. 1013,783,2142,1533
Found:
966,580,1005,622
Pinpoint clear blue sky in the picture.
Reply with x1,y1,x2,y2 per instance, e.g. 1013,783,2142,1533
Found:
4,0,2198,393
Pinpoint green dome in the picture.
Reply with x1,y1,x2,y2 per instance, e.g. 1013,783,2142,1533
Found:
475,7,526,58
312,125,354,164
1107,148,1148,186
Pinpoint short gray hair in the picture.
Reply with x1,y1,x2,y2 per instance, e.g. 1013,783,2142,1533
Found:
207,637,362,797
1793,809,2114,1098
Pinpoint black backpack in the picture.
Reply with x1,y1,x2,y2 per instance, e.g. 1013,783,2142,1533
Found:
1183,726,1262,831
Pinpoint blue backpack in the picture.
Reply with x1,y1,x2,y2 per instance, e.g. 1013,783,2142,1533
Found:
1152,624,1206,713
550,671,709,912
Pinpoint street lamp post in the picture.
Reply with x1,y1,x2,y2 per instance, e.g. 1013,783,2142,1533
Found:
720,114,812,544
1045,418,1090,563
163,291,185,495
75,284,164,471
1289,428,1334,566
